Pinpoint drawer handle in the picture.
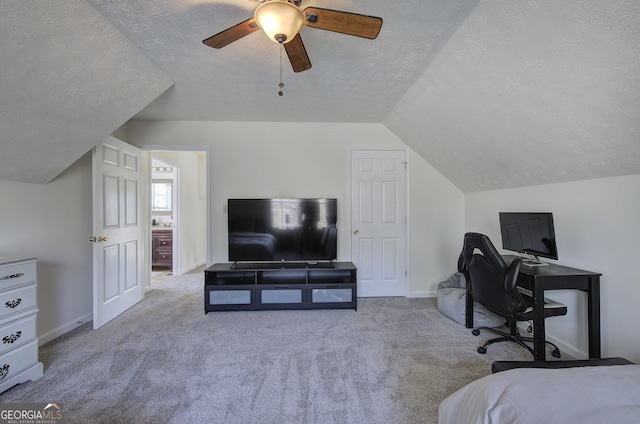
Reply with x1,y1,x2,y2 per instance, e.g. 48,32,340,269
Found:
5,298,22,309
2,331,21,344
0,273,24,280
0,364,9,380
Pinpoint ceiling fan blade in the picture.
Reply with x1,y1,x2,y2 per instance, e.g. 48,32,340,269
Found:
202,18,260,49
303,7,383,39
284,34,312,73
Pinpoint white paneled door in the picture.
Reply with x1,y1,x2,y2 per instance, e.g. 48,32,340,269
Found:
351,150,407,297
92,137,144,329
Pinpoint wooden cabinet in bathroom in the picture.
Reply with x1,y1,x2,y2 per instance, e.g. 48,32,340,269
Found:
152,229,173,269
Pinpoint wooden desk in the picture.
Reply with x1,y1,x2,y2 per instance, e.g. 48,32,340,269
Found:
466,256,601,361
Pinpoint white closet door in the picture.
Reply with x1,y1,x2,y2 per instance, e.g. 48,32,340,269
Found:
351,150,407,297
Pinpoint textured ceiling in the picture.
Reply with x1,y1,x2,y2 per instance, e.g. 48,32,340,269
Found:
0,1,173,184
385,0,640,191
88,0,480,123
2,1,639,191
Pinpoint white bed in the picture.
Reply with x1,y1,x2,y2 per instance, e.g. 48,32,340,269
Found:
438,365,640,424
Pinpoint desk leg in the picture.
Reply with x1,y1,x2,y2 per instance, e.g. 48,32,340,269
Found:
465,283,474,328
532,278,546,360
587,276,602,358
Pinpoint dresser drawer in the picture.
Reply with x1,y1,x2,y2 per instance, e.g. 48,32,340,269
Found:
0,284,37,320
0,261,36,290
0,314,37,356
0,339,38,384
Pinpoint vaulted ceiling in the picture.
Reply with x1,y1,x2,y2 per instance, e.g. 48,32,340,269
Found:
2,1,639,191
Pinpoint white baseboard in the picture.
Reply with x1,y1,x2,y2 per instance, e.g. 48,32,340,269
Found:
180,259,206,275
545,333,588,360
413,287,588,359
407,290,436,298
516,322,588,359
39,312,92,346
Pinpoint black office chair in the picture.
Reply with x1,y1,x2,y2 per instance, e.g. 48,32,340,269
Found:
461,232,567,358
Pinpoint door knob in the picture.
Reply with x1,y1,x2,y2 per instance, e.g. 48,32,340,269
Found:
353,229,359,235
98,236,108,242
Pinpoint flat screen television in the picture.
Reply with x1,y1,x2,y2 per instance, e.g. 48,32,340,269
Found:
499,212,558,262
228,198,337,264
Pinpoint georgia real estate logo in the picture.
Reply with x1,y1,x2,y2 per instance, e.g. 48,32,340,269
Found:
0,403,63,424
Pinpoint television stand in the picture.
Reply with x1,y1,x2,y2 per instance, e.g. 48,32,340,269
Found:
204,262,357,313
230,261,335,270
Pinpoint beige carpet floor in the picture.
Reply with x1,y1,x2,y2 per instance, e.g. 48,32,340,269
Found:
0,271,546,423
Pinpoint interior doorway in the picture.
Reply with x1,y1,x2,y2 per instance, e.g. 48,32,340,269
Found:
147,148,209,287
151,157,176,284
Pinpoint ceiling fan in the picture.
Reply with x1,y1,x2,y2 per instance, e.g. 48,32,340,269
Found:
202,0,383,73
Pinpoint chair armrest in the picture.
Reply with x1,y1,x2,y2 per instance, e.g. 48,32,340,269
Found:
457,252,467,273
503,257,522,292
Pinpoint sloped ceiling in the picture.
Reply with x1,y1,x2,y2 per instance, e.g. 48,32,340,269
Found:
0,1,173,184
385,0,640,192
2,1,639,191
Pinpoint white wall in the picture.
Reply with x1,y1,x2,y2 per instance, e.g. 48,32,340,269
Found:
0,153,93,344
5,118,634,364
127,121,465,297
466,174,640,362
409,149,465,296
0,120,463,345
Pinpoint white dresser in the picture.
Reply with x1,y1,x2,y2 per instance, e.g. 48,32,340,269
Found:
0,255,43,393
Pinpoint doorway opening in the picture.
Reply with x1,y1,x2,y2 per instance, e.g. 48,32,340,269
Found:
147,149,209,287
151,157,176,285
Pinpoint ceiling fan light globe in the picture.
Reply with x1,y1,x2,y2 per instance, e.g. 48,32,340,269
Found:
254,0,305,44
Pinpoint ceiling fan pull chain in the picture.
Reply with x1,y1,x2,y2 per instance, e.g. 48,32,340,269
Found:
278,43,284,96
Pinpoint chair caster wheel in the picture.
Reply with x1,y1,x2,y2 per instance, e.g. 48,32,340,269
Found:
472,329,480,336
477,346,487,354
552,349,561,358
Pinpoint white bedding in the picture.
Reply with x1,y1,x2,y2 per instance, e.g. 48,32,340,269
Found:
438,365,640,424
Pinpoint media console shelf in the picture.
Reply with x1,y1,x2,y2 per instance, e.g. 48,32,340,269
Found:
204,262,357,313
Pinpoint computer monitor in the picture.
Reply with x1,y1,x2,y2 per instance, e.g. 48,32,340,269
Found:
499,212,558,262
